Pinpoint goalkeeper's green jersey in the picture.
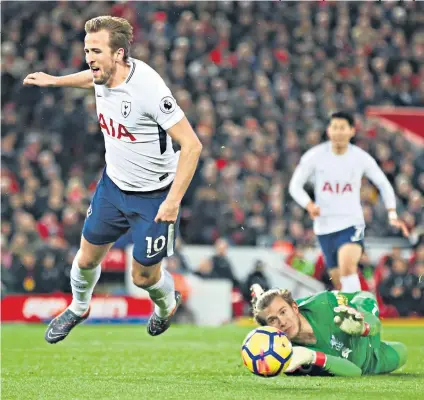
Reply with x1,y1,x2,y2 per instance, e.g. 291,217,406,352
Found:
296,291,381,375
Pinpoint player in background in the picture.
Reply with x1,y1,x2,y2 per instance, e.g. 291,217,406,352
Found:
289,111,409,293
251,284,407,377
23,16,202,342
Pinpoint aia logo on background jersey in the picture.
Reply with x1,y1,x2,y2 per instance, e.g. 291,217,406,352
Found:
121,101,131,118
322,182,353,194
160,96,176,114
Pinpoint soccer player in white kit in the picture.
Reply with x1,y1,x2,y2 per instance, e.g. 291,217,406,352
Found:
23,16,202,342
289,112,409,292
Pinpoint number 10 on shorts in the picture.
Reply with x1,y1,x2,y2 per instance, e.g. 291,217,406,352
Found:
146,236,166,258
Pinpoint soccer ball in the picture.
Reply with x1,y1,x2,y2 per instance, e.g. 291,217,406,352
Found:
241,326,293,377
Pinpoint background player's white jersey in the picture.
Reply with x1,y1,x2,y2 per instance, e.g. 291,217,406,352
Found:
289,142,397,235
94,58,185,191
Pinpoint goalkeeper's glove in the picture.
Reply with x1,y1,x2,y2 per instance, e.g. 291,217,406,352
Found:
285,346,327,373
333,305,370,336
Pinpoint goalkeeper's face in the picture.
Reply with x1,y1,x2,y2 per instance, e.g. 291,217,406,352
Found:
261,296,301,340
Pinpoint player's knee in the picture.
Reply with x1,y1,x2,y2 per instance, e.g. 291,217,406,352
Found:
77,254,101,270
338,244,362,267
77,247,105,269
131,260,161,288
79,236,113,268
132,271,157,288
338,253,360,275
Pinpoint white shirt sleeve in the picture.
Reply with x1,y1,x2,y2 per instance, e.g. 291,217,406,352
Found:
363,153,397,210
141,73,185,130
289,153,315,209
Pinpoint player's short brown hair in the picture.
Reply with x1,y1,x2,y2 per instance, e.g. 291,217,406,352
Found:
251,288,295,326
85,16,133,62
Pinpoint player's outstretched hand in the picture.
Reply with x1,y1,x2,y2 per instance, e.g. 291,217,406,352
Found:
306,201,320,220
333,305,366,336
285,347,316,373
154,199,179,224
389,218,410,238
23,72,57,87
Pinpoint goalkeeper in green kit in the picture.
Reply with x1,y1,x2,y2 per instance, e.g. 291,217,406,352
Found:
251,285,407,376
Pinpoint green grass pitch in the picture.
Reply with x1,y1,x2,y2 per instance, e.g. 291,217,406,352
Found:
2,324,423,400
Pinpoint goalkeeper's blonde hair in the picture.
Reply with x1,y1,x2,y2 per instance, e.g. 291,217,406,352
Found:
251,284,295,326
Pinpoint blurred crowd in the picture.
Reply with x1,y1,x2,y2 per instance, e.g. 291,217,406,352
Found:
1,2,423,303
374,244,424,317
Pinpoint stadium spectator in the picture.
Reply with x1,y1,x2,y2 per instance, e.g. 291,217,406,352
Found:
11,252,41,293
411,261,424,316
378,257,417,317
243,260,270,303
37,249,65,293
193,258,218,280
286,246,315,277
170,237,192,273
210,238,240,290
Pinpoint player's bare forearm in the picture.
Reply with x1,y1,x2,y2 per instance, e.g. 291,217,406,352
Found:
166,145,201,204
166,118,202,204
364,158,409,236
55,70,94,88
364,157,396,210
23,70,93,89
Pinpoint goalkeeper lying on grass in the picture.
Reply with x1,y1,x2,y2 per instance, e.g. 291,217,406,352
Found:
251,285,407,376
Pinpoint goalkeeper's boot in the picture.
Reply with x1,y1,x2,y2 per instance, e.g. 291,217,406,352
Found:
147,291,182,337
45,307,90,344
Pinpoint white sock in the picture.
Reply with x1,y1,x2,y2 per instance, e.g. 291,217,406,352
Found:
145,269,176,319
69,255,101,316
340,273,362,293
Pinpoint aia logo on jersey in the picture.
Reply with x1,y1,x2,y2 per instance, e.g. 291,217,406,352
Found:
121,101,131,118
322,182,353,194
160,96,176,114
98,113,136,141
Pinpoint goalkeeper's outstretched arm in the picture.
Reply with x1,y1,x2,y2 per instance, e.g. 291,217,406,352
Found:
321,354,362,377
286,347,362,377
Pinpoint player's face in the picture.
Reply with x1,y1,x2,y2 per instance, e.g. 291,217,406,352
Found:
84,30,118,85
327,118,355,149
261,297,301,340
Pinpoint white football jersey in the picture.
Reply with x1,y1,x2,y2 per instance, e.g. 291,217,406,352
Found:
94,58,185,191
289,142,397,235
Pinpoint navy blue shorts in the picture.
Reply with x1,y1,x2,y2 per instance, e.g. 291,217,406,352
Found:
317,226,365,269
82,170,179,266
